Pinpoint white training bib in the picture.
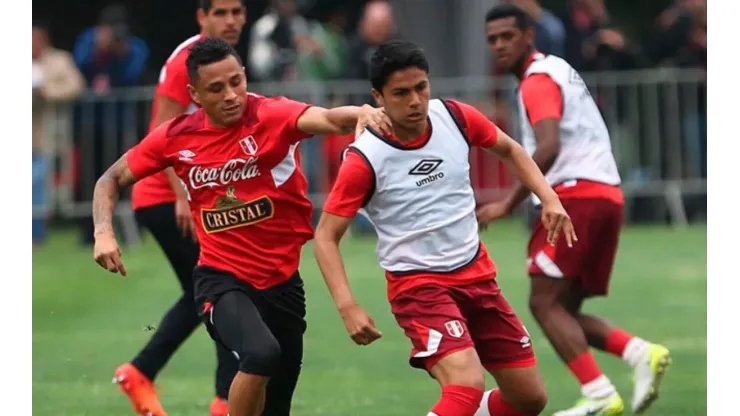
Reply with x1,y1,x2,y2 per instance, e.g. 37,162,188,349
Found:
349,99,480,273
517,53,621,205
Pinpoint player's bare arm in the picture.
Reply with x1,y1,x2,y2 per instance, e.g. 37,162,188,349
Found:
480,129,576,246
500,118,561,215
296,105,392,138
154,95,197,240
314,212,383,346
93,154,138,235
91,154,139,276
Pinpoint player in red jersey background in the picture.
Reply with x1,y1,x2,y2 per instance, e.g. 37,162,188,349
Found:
92,38,391,416
314,40,577,416
112,2,248,416
482,5,671,416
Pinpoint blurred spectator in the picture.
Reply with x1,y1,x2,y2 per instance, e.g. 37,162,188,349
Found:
648,0,706,68
580,28,641,72
649,0,706,179
563,0,641,72
345,0,396,85
295,5,350,81
506,0,566,57
248,0,310,82
73,3,149,93
293,3,351,214
563,0,611,70
32,20,85,245
72,4,149,245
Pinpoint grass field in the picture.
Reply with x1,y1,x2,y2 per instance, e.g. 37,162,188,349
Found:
33,220,707,415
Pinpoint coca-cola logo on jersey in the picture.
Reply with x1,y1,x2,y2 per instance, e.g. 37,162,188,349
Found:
188,158,261,190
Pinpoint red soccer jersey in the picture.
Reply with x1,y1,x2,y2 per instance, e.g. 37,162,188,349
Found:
323,99,500,300
131,34,204,210
126,94,314,289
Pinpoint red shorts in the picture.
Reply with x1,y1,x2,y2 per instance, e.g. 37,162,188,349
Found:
390,279,535,372
528,198,623,296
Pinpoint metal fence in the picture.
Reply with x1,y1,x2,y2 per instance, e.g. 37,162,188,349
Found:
37,68,707,242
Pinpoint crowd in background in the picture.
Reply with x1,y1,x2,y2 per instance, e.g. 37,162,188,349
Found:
31,0,708,102
31,0,707,246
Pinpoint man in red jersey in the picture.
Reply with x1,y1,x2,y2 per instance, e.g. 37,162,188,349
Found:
481,5,671,416
313,40,576,416
115,2,248,415
91,37,391,416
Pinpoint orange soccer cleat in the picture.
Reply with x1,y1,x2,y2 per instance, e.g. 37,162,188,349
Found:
113,363,168,416
210,396,229,416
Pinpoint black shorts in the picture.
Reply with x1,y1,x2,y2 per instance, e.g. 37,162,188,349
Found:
135,203,199,293
194,265,307,376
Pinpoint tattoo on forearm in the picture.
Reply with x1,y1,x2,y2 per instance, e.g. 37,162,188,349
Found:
92,175,119,235
92,155,136,235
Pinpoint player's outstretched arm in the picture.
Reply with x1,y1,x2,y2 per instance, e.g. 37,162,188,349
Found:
91,154,139,276
92,154,138,236
314,213,383,346
92,124,170,275
482,130,576,246
296,105,392,137
486,130,558,206
496,119,560,214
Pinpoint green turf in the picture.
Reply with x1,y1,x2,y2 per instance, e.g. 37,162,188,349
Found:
33,219,706,415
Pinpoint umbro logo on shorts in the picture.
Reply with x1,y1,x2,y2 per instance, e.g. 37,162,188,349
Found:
520,336,531,348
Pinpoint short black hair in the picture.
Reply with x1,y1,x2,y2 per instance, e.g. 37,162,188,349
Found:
369,40,430,91
485,4,534,29
186,37,244,82
32,19,50,32
199,0,214,12
199,0,245,13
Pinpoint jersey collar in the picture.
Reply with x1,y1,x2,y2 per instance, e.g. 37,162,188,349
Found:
519,51,545,78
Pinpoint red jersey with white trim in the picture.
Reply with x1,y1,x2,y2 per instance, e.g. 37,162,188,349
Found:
126,94,314,289
323,99,499,300
518,52,623,205
131,34,204,210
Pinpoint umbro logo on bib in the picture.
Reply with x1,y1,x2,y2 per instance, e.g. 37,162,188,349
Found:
409,159,442,175
410,158,445,187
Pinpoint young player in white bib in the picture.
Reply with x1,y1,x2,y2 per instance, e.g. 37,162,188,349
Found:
313,40,577,416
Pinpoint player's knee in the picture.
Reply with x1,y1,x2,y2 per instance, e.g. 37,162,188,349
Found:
517,388,548,414
430,350,486,390
528,296,546,318
508,371,548,414
445,369,486,391
237,334,282,376
501,384,548,415
528,293,557,319
463,373,486,391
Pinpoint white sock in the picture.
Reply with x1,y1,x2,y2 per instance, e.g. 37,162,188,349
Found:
581,375,617,400
622,337,650,368
473,390,494,416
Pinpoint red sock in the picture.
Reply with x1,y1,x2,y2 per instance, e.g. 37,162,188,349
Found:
566,351,604,385
604,329,634,357
430,385,483,416
487,388,538,415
